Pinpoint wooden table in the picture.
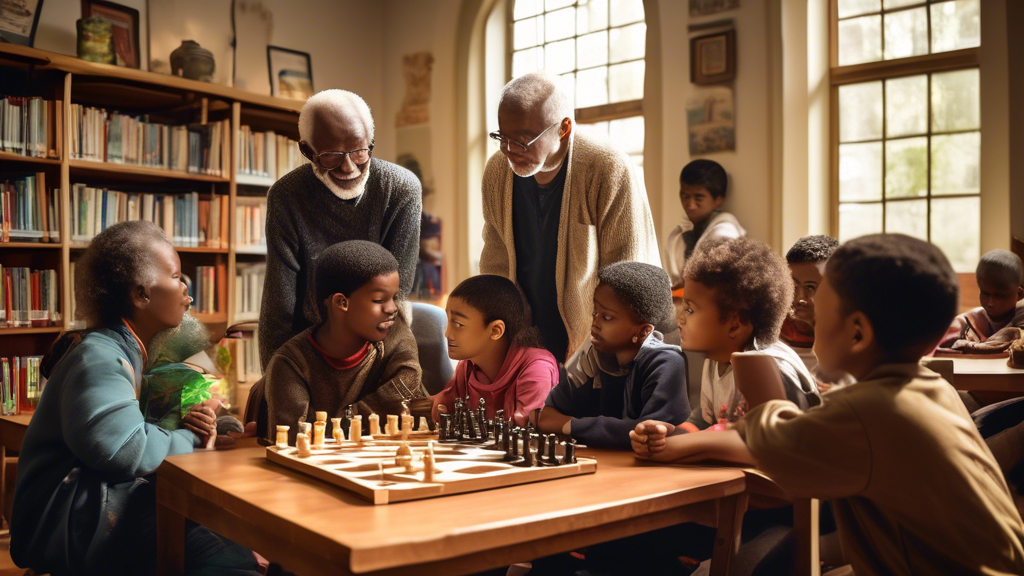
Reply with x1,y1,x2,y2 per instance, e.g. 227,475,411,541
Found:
156,446,748,576
0,414,32,528
949,357,1024,392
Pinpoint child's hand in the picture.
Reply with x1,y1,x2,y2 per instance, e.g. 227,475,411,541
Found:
630,420,675,459
183,400,219,447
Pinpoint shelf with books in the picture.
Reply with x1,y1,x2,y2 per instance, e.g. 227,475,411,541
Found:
70,160,230,183
0,242,62,250
192,312,228,323
0,326,63,336
0,152,61,166
234,174,276,188
69,244,228,254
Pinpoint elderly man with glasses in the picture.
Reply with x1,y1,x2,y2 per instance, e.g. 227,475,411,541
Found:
481,72,660,363
258,89,421,368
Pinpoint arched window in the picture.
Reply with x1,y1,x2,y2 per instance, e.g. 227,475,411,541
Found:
508,0,646,180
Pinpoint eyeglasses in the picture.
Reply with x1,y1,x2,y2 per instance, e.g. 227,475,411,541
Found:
307,145,375,171
489,121,560,153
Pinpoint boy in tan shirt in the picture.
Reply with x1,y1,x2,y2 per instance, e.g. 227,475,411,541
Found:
632,234,1024,575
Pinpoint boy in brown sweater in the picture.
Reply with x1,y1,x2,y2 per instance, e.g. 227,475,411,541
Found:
632,234,1024,576
262,240,426,444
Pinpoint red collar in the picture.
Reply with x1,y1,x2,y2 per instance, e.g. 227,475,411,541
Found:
308,334,371,369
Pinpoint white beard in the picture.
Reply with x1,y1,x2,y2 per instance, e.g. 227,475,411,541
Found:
314,160,370,200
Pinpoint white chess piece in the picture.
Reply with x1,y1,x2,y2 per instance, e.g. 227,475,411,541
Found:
296,433,312,458
312,421,326,447
386,414,399,437
275,425,290,449
331,418,343,444
401,414,413,440
369,413,380,435
423,441,436,482
350,415,363,445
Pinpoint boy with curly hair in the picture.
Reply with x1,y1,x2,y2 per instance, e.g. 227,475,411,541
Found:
634,234,1024,576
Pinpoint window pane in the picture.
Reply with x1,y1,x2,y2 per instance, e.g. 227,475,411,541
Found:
931,0,981,53
932,196,980,272
513,16,544,50
577,31,609,69
839,142,883,201
839,203,883,242
514,0,542,20
609,60,644,103
545,7,575,42
932,68,980,132
931,132,980,196
609,116,644,155
545,38,575,74
886,75,927,137
610,0,644,26
512,47,544,78
837,0,880,18
558,72,576,112
885,137,928,198
610,22,645,64
882,0,923,8
885,199,928,240
577,0,609,34
883,8,928,60
839,81,883,142
577,67,609,107
838,15,882,65
546,0,574,11
631,154,644,188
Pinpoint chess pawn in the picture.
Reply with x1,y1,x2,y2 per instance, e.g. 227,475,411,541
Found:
387,414,399,437
504,429,521,462
315,411,327,424
438,414,450,442
395,441,413,471
423,442,436,482
350,415,363,444
296,433,312,458
477,398,488,437
342,405,353,440
368,413,381,435
417,416,429,431
563,439,577,465
331,418,343,444
312,421,326,447
275,425,290,449
544,434,559,466
401,414,413,440
300,421,312,439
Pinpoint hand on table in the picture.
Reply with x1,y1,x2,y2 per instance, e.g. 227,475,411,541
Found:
630,420,675,460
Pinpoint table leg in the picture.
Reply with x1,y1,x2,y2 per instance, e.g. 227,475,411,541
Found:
709,491,749,576
156,482,186,576
794,498,821,576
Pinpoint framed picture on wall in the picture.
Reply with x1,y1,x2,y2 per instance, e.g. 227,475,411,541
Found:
0,0,43,46
82,0,141,68
267,46,314,101
690,30,736,85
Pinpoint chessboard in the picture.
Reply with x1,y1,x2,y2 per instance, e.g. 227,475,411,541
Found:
266,439,597,505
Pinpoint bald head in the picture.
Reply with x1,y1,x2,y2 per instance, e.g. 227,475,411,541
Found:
498,72,573,125
299,89,375,144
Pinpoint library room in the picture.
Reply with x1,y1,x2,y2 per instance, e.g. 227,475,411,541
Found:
0,0,1023,575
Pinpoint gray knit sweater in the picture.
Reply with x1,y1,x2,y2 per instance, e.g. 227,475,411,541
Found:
259,160,422,369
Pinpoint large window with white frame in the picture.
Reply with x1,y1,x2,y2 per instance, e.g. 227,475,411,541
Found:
508,0,646,181
832,0,981,271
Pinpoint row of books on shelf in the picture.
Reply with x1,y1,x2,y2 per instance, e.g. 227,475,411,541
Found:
0,356,43,415
236,126,306,180
2,173,60,243
70,104,230,176
0,96,60,159
0,266,59,328
71,184,230,248
234,336,262,383
236,200,266,249
235,263,265,320
188,265,223,314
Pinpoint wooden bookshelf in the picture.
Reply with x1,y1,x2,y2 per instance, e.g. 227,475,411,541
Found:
0,43,302,364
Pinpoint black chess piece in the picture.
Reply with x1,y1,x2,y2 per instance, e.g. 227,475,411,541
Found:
504,428,521,462
438,414,451,442
484,419,504,451
541,434,559,466
469,411,484,441
477,398,488,438
516,443,536,467
562,439,577,465
341,405,353,440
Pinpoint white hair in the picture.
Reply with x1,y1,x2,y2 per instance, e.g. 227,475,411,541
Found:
298,89,375,143
498,72,574,124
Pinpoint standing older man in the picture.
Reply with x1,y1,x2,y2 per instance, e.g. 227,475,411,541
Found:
480,72,661,362
259,90,421,368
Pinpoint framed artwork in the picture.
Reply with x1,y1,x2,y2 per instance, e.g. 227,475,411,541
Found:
82,0,140,68
689,0,739,17
0,0,43,46
690,30,736,85
687,86,735,155
267,46,313,101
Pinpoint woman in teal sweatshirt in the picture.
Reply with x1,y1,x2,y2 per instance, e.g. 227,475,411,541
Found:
10,221,259,576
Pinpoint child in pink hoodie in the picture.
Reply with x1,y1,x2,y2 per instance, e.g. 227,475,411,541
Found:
431,275,558,426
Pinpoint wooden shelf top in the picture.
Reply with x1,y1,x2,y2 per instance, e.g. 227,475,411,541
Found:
235,174,276,187
234,245,267,256
193,312,228,323
70,243,228,254
0,151,61,166
0,242,62,249
0,326,63,336
70,159,230,182
0,43,303,114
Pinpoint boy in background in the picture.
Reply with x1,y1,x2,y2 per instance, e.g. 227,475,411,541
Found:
937,249,1024,353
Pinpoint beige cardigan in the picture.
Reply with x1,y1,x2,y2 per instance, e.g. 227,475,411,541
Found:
480,131,660,359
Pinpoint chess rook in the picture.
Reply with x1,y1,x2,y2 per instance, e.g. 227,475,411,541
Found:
369,413,380,436
386,414,399,437
313,421,326,447
275,425,290,449
350,415,363,444
296,433,312,458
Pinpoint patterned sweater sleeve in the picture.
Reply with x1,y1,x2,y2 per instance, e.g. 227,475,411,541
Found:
360,316,427,415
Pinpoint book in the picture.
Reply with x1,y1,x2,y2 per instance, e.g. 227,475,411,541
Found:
0,265,59,327
0,96,60,159
236,126,306,180
0,174,60,243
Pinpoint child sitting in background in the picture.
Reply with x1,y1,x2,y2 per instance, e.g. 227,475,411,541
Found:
677,237,819,431
261,240,427,445
537,262,690,449
779,235,839,374
633,234,1024,576
430,275,558,427
664,159,745,288
937,249,1024,353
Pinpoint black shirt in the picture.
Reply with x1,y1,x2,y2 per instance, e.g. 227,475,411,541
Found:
512,159,570,362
